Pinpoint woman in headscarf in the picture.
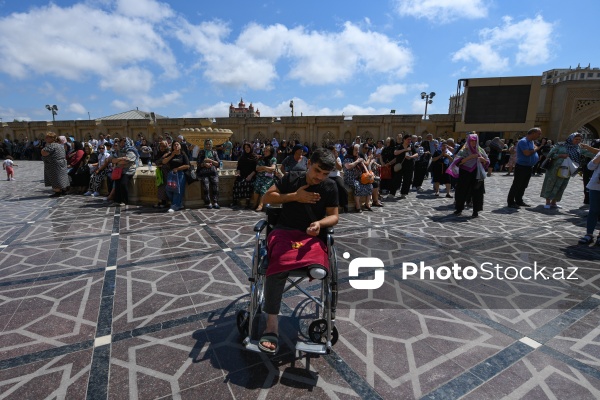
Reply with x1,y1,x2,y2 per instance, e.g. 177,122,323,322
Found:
70,143,96,194
67,141,85,174
41,131,69,197
540,133,596,209
231,142,257,208
448,132,489,218
112,137,139,206
196,139,221,209
85,143,110,197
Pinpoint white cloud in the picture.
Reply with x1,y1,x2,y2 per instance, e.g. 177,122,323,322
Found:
68,103,87,114
395,0,488,23
367,84,408,104
452,43,508,72
0,2,177,92
111,99,129,110
175,20,413,89
452,15,554,73
115,0,174,22
100,67,154,94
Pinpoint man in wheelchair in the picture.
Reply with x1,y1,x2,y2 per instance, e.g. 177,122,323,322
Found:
258,148,339,354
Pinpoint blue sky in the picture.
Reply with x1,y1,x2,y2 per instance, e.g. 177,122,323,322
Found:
0,0,598,122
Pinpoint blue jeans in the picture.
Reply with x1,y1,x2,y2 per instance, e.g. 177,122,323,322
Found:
587,189,600,235
166,171,186,210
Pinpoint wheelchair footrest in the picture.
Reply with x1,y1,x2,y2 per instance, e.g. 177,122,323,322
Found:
296,341,328,355
242,338,263,353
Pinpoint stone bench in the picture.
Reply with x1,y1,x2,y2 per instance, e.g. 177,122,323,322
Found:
120,162,357,210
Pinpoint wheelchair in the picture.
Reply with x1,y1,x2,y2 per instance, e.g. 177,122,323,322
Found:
236,205,339,355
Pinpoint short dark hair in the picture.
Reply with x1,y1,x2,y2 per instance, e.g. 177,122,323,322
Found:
310,148,335,171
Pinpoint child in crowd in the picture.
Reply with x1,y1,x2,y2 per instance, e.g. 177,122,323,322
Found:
3,156,16,181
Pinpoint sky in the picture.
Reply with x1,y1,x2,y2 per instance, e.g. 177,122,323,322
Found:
0,0,598,122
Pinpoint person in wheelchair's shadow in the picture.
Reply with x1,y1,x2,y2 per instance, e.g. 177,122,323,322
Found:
259,148,339,354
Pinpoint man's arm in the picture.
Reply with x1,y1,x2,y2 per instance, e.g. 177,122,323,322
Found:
521,140,539,156
263,183,320,204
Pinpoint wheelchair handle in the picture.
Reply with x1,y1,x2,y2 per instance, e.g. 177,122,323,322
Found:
253,220,268,232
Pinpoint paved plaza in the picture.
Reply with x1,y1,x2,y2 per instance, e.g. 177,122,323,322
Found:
1,160,600,399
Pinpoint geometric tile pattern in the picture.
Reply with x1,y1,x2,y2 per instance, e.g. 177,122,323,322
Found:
1,160,600,399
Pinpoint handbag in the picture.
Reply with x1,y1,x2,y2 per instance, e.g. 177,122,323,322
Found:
155,167,164,186
557,157,578,178
197,165,217,178
476,162,487,181
380,164,392,180
166,171,180,193
393,160,403,172
358,161,374,184
111,167,123,180
275,165,284,179
540,157,553,170
360,171,375,185
184,168,197,184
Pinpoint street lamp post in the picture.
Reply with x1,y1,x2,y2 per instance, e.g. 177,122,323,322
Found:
45,105,58,121
420,92,435,120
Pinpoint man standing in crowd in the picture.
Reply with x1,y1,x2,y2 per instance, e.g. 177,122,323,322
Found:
507,127,542,209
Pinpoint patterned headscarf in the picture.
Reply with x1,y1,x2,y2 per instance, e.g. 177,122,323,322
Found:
564,133,582,164
123,137,140,163
204,139,214,159
456,133,488,171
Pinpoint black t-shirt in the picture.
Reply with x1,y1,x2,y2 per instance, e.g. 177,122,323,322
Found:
275,171,339,232
395,143,415,167
168,152,190,170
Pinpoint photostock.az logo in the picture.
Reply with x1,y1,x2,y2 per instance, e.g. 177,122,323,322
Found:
344,253,386,290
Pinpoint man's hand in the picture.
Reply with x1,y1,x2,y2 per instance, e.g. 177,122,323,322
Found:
296,184,320,203
306,221,321,236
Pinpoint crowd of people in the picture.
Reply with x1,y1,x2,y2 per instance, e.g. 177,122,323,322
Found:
3,129,600,246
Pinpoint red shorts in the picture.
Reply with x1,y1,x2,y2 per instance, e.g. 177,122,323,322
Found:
5,166,13,175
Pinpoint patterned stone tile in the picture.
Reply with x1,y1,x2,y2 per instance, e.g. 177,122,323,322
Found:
0,272,103,361
461,349,600,400
0,348,92,399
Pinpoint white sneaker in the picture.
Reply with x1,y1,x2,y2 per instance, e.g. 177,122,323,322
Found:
91,192,100,197
10,178,15,181
84,191,93,196
167,208,175,213
102,197,109,201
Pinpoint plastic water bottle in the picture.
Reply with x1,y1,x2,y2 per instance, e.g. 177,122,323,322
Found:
147,159,152,171
219,160,223,169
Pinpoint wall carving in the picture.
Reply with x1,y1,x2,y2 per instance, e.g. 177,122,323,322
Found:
575,99,600,113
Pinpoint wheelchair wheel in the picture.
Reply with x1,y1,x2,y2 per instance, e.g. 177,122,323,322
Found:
236,310,249,336
308,319,338,346
237,308,262,338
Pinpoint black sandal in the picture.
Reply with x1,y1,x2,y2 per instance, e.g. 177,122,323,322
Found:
579,235,594,245
258,333,279,354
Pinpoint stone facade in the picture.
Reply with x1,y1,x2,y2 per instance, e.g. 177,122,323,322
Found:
3,68,600,144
